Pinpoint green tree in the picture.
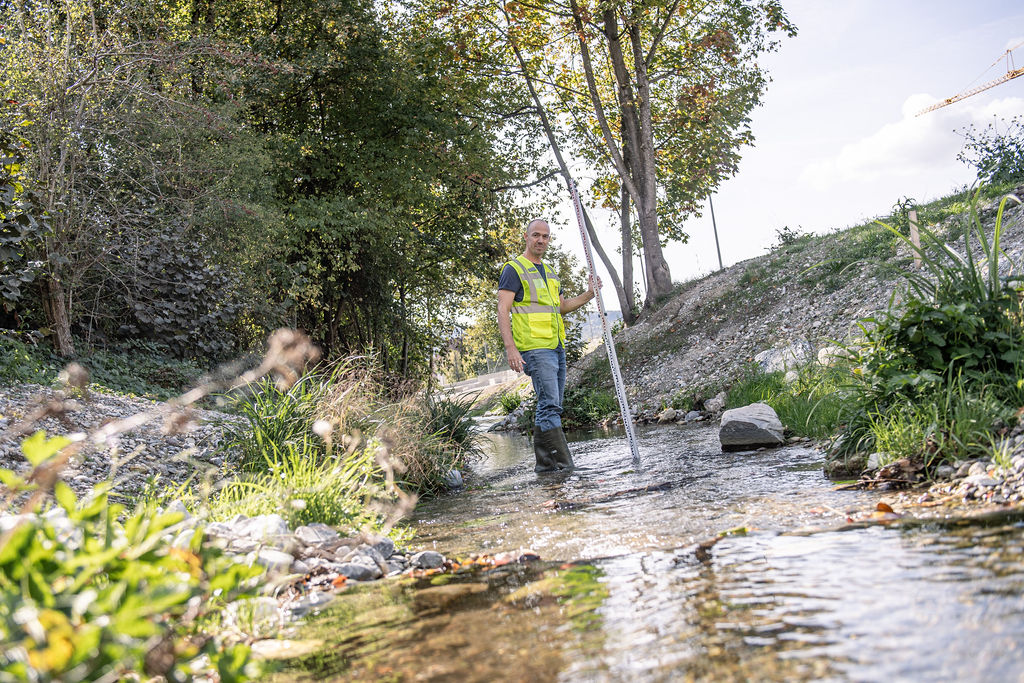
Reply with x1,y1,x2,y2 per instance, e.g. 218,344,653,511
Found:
424,0,796,317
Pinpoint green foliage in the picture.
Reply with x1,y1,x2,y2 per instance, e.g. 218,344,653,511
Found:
498,390,523,414
668,383,721,412
838,194,1024,463
224,374,326,474
0,130,49,315
211,439,390,532
889,196,917,235
410,393,486,494
562,387,618,430
957,115,1024,184
0,334,61,385
0,334,203,399
0,448,259,681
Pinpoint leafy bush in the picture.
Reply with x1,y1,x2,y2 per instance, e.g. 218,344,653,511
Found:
0,334,203,400
211,439,394,532
957,115,1024,185
562,387,618,430
0,334,62,385
839,194,1024,462
223,361,483,498
0,433,259,682
498,389,523,414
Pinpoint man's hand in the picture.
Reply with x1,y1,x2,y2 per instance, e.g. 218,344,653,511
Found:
588,275,603,296
507,347,525,373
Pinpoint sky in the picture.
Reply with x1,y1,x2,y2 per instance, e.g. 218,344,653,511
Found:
553,0,1024,306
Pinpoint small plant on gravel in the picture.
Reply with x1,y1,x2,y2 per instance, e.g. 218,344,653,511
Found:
0,435,261,682
498,389,523,414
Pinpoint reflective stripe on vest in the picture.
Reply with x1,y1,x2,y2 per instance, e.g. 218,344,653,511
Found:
506,256,565,351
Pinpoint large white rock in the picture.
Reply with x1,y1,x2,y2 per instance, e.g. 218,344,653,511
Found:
719,402,785,452
754,340,812,374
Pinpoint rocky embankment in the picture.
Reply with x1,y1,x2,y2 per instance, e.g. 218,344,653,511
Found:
568,190,1024,413
0,383,239,501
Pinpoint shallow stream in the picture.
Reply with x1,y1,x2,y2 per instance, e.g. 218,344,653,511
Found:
278,424,1024,682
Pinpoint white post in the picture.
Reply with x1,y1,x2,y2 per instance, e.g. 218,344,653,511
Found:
909,210,921,269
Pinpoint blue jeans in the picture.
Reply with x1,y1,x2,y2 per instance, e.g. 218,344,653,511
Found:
522,346,566,431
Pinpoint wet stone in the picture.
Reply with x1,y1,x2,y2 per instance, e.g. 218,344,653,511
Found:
335,562,380,581
411,550,446,569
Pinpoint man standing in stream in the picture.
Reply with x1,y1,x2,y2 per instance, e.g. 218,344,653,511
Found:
498,218,599,472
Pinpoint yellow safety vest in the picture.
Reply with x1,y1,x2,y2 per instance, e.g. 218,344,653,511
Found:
506,255,566,351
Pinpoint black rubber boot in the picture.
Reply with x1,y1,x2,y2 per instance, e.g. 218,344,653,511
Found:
549,427,576,470
533,426,560,473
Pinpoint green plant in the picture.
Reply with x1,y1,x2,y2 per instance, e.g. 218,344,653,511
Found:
498,390,523,414
211,438,395,532
957,115,1024,184
562,387,618,430
0,433,260,682
409,392,486,493
724,363,847,439
838,193,1024,464
889,195,917,235
223,373,326,473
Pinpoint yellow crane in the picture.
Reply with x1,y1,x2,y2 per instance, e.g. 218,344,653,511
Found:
917,42,1024,116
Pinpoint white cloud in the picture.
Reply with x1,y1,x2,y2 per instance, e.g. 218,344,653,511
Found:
1003,37,1024,52
799,95,1024,191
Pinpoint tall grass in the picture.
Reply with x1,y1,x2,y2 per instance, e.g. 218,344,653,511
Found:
725,364,847,439
211,439,392,532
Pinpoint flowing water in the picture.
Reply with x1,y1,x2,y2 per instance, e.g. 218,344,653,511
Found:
280,424,1024,682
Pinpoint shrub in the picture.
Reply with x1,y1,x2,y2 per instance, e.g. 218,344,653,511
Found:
0,434,259,682
403,392,484,494
957,115,1024,185
838,193,1024,463
211,439,394,532
498,389,523,414
562,387,618,430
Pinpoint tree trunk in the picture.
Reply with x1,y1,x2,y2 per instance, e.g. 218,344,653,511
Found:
620,182,637,325
42,277,75,357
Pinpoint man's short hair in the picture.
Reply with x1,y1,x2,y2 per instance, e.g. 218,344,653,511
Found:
526,218,548,232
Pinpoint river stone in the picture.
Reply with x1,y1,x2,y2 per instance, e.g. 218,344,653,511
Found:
413,583,489,612
369,535,395,560
411,550,446,569
295,523,339,546
443,469,464,489
253,548,295,573
334,562,380,581
968,461,990,477
704,392,726,414
719,402,784,452
657,408,678,423
234,514,290,540
684,410,702,423
964,474,999,487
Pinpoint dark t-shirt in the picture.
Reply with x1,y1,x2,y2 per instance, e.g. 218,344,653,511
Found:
499,261,547,303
